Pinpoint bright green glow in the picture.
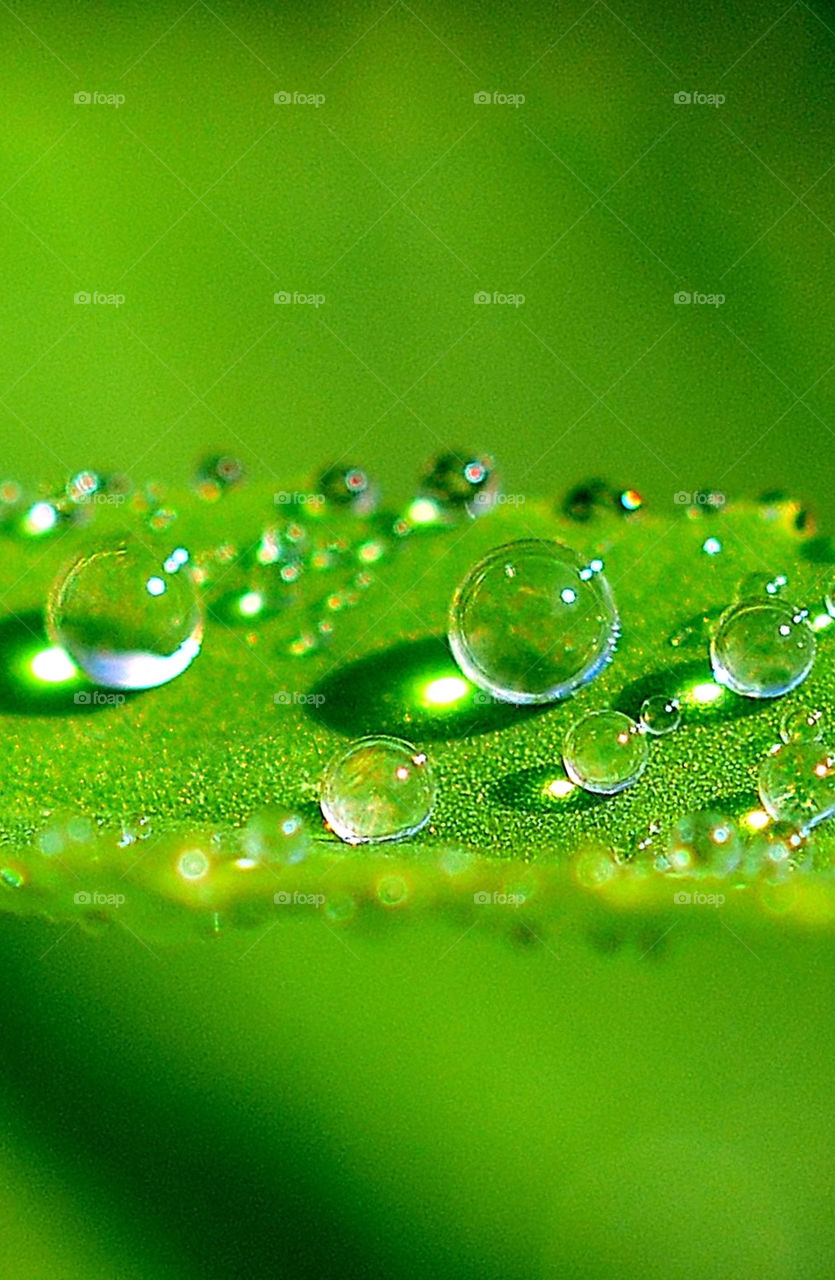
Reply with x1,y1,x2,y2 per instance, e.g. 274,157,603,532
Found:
687,681,725,706
30,646,79,684
545,778,575,799
406,498,441,525
811,613,833,632
423,675,470,706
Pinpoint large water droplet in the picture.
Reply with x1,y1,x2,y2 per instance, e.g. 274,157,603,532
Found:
562,710,648,795
449,539,619,704
710,600,816,698
47,538,203,690
320,735,436,844
664,811,743,876
758,742,835,833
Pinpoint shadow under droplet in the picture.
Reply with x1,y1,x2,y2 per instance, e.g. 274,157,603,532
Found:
486,764,608,816
308,636,551,741
0,611,121,715
614,659,762,726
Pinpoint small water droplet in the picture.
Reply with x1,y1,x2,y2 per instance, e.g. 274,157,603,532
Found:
780,707,824,744
664,811,743,875
320,735,436,844
449,539,619,704
241,808,310,865
418,449,499,518
194,454,245,500
710,600,816,698
562,478,637,521
758,742,835,833
318,464,378,515
47,537,203,690
562,710,649,795
639,695,681,736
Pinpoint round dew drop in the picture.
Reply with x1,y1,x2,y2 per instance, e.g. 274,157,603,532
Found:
47,537,203,690
664,811,744,876
320,735,436,844
639,695,681,736
758,742,835,833
448,539,619,705
709,600,816,698
562,710,648,796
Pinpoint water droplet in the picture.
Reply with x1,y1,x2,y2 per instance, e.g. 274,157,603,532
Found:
376,874,409,906
780,707,824,744
745,820,808,877
826,577,835,618
639,695,681,736
1,865,25,889
736,572,787,600
177,848,211,881
562,710,648,795
241,808,310,865
448,539,619,704
758,742,835,833
318,464,378,515
320,735,436,844
562,478,636,521
194,453,245,500
710,600,816,698
664,811,743,875
418,449,499,518
47,537,203,690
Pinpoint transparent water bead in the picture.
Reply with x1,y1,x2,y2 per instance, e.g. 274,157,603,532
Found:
562,710,648,796
639,695,681,736
418,449,499,518
47,538,203,690
709,600,816,698
780,707,824,745
449,540,619,705
320,736,436,844
318,463,378,515
745,821,809,877
758,742,835,833
664,811,744,876
240,808,310,865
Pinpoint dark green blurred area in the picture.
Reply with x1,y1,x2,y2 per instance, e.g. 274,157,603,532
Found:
1,0,833,517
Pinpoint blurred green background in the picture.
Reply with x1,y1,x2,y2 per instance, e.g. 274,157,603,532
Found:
1,0,833,516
